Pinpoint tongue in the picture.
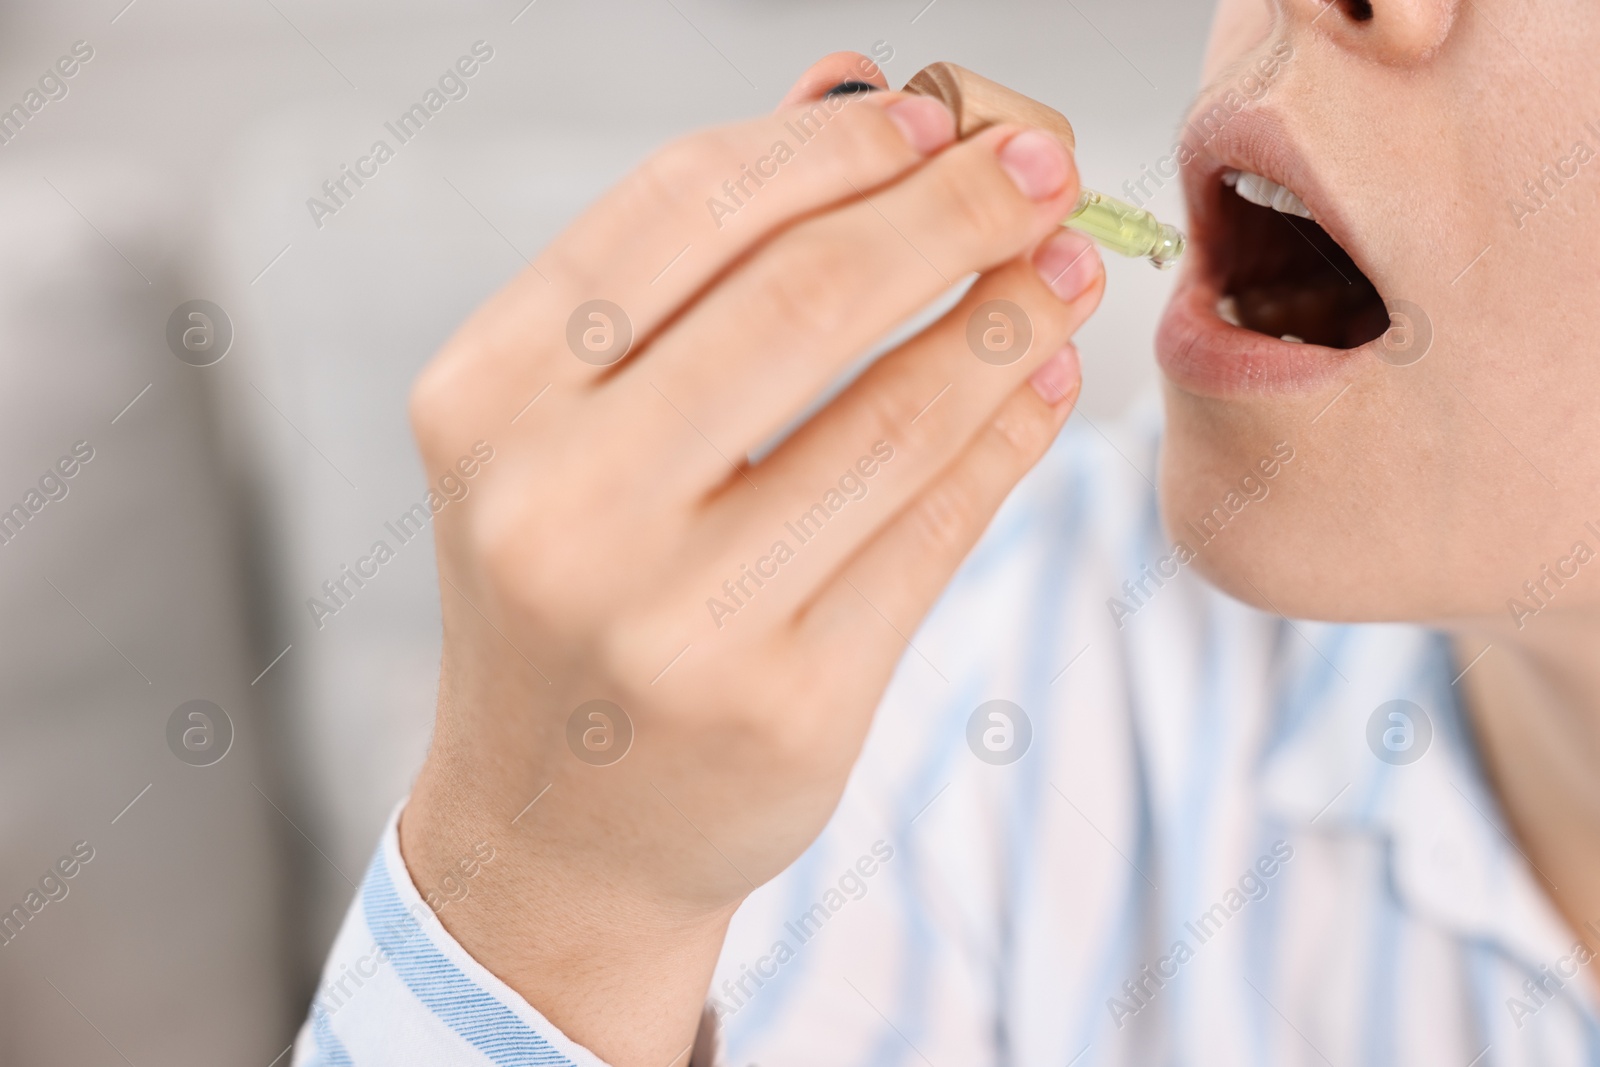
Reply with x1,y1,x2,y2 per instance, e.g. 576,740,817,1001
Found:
1234,280,1390,349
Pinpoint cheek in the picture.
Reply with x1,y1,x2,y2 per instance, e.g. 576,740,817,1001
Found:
1201,0,1276,83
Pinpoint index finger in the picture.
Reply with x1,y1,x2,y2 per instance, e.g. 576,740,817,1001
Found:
460,89,953,384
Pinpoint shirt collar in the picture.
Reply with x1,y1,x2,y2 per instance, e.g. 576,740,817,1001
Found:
1256,619,1584,979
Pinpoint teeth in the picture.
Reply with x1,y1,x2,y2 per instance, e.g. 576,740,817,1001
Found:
1216,295,1242,327
1280,334,1304,344
1223,169,1315,220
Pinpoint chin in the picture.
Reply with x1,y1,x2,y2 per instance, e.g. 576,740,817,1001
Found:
1155,384,1529,628
1153,392,1316,621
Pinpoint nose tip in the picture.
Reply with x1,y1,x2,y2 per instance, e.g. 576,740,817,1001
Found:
1294,0,1459,65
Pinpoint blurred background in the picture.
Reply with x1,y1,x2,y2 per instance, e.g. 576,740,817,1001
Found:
0,0,1209,1062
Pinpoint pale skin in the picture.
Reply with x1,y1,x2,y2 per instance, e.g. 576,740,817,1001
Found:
402,51,1104,1066
1165,0,1600,966
402,0,1600,1062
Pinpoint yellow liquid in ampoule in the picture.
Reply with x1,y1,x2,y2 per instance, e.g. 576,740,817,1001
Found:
1066,189,1186,269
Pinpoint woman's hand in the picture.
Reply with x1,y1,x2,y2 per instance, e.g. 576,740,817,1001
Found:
400,51,1103,1066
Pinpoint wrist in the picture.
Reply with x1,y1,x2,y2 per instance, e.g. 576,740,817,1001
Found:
402,754,738,1067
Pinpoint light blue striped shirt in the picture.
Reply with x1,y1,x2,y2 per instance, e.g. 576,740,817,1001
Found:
295,409,1600,1066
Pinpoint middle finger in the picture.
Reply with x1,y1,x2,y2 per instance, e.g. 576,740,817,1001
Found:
604,124,1082,494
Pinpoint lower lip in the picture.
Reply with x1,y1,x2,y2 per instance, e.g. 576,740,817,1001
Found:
1155,270,1361,397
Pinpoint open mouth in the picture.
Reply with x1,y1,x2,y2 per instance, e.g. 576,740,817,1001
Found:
1211,169,1390,350
1156,111,1399,397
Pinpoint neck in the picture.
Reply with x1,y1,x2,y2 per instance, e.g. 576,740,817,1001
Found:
1455,612,1600,955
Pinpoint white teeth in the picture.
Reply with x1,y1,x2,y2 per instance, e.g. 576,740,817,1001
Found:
1223,169,1315,220
1280,334,1304,344
1217,295,1242,327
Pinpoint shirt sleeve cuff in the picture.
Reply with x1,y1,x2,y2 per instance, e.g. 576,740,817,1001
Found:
290,797,624,1067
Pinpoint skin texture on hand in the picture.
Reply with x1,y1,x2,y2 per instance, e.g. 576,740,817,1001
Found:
398,50,1103,1067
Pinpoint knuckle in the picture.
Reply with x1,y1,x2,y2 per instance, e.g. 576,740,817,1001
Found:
704,672,828,764
538,241,601,303
760,713,829,770
407,378,442,458
408,355,463,461
472,500,535,592
472,497,578,623
631,138,699,212
1023,291,1078,345
745,239,861,338
816,102,916,174
592,615,670,695
927,157,1032,245
907,478,981,556
408,339,509,465
631,128,736,218
860,377,937,445
990,397,1056,458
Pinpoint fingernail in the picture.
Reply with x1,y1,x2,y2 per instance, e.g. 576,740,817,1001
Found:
998,129,1071,201
883,96,956,155
1029,344,1082,407
1033,228,1101,301
824,80,880,97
